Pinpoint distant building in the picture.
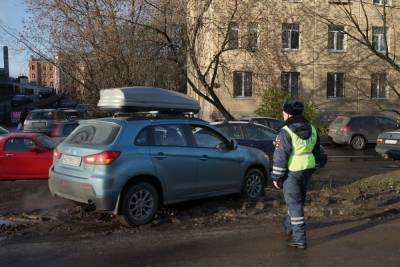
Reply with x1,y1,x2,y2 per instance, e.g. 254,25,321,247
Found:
28,56,57,89
0,46,13,96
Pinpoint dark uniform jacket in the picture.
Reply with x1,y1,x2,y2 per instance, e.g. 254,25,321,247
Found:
272,115,326,181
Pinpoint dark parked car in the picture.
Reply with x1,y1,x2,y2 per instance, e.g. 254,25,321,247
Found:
212,121,328,168
376,130,400,160
23,109,67,135
211,121,277,160
328,115,398,150
11,95,32,107
49,121,79,144
240,117,284,131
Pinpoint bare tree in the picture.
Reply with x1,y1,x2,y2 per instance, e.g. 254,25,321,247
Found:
301,0,400,115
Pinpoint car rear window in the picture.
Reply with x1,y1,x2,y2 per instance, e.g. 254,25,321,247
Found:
331,116,349,126
27,111,54,120
65,124,120,146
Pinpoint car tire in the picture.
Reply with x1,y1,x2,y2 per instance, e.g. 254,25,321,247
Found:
242,168,266,201
118,182,159,226
351,135,366,150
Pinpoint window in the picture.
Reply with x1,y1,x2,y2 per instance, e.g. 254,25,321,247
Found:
65,124,120,146
32,74,36,79
282,23,299,50
328,25,345,51
27,111,54,120
191,125,227,149
373,0,390,5
372,26,387,53
233,71,252,97
50,82,54,88
281,72,300,97
36,135,55,150
376,117,396,129
135,128,150,146
327,73,345,98
247,22,259,51
152,125,187,147
228,22,239,49
371,73,387,99
31,65,35,70
4,138,36,152
244,125,276,141
215,124,245,139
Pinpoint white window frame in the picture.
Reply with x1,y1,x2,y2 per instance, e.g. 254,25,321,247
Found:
247,22,259,52
373,0,391,6
282,23,300,50
281,72,300,97
328,25,345,52
228,21,239,49
327,73,345,98
371,73,388,99
233,71,253,98
372,26,388,53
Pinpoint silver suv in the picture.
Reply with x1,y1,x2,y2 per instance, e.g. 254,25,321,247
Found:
49,116,270,226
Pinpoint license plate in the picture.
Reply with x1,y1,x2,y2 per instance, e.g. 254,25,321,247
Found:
385,139,397,145
32,122,46,127
62,154,81,167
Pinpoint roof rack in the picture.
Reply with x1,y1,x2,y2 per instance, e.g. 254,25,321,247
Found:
113,111,199,120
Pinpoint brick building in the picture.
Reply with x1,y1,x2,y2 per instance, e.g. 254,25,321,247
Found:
28,56,56,89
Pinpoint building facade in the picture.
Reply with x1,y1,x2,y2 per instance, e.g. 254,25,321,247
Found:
187,0,400,121
28,56,57,89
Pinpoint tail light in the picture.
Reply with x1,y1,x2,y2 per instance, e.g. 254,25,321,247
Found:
376,138,383,145
53,148,62,159
340,126,351,133
83,151,120,165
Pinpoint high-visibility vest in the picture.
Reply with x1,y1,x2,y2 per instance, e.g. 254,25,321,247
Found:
282,125,317,172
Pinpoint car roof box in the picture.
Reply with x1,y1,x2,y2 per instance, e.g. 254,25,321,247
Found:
97,87,200,114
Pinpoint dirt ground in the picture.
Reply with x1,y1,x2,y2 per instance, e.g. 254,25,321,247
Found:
1,159,400,243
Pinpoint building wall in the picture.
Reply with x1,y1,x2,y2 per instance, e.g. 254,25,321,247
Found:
28,56,56,89
187,0,400,121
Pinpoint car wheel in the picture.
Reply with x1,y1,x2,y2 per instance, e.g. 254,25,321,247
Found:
351,135,366,150
119,182,159,226
242,169,266,201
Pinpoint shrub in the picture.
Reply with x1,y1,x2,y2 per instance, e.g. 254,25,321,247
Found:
256,88,327,133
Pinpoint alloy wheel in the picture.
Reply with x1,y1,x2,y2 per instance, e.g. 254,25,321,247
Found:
246,173,263,199
128,189,155,221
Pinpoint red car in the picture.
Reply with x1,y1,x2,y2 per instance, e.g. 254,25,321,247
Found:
0,133,55,179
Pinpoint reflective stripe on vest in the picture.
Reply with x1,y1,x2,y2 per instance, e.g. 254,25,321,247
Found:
282,125,317,172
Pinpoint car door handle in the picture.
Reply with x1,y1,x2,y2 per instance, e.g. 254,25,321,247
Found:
199,155,209,161
5,153,15,157
153,152,167,160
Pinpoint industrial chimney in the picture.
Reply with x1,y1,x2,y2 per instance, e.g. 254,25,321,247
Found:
3,46,9,76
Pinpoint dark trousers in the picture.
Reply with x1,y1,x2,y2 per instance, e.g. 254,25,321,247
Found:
282,168,314,243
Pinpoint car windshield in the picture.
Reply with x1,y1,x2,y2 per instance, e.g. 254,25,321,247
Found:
65,123,120,146
36,134,55,150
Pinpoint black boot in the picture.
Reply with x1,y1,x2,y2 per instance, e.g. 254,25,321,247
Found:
287,240,307,249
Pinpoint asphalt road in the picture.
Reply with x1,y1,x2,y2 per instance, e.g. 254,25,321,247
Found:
1,214,400,267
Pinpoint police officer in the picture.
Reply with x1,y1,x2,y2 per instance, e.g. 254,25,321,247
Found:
272,99,325,249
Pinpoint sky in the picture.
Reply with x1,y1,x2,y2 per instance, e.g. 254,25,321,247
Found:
0,0,29,77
